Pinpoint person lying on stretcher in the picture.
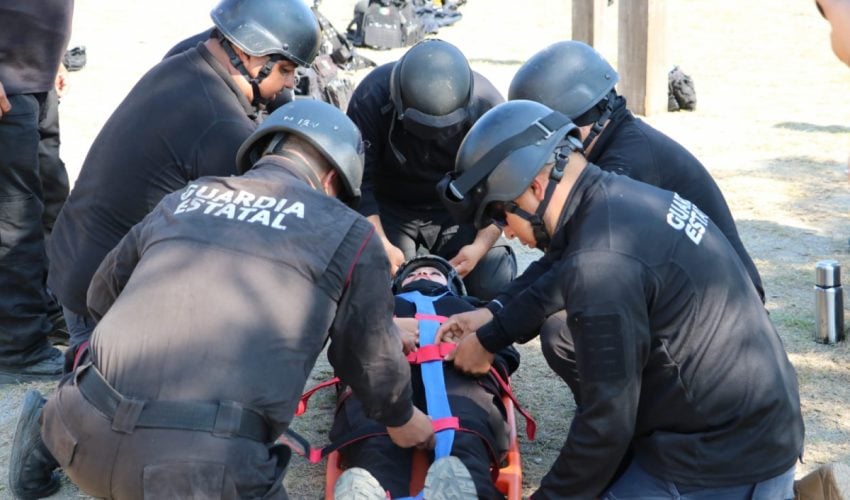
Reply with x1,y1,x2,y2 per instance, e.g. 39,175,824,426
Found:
331,255,520,500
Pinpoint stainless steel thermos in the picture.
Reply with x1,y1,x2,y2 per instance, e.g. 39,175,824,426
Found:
814,260,844,344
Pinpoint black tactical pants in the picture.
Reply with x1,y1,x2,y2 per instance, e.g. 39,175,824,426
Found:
38,89,70,238
0,93,56,367
42,372,291,499
378,200,516,300
38,89,68,325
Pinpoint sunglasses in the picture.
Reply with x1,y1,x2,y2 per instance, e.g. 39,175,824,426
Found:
485,201,520,228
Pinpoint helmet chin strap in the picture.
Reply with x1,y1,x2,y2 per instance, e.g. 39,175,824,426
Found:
509,176,559,251
507,140,578,251
219,34,279,109
581,90,616,151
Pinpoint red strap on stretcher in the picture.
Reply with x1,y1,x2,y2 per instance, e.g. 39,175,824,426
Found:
296,376,340,416
413,312,448,323
309,447,324,463
489,367,537,441
73,340,91,370
405,342,456,364
293,416,462,464
404,340,537,440
431,416,460,433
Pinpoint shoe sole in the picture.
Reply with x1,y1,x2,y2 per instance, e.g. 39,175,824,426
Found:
334,467,386,500
8,390,60,499
423,456,477,500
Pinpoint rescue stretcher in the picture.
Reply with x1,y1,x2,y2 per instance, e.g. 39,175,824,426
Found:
285,348,533,500
323,388,524,500
282,291,535,500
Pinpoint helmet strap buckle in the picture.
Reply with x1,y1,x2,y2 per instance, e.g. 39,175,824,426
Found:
219,35,279,108
581,90,617,150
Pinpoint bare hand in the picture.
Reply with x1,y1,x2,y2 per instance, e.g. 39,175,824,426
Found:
387,407,435,449
0,81,11,119
394,317,418,354
445,332,495,376
55,63,69,98
435,308,493,344
384,240,405,276
449,243,486,277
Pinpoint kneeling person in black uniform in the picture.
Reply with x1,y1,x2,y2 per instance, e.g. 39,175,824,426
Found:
437,100,803,499
347,40,517,299
332,255,519,500
9,100,434,500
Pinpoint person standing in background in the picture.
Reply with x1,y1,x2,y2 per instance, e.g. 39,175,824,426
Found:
0,0,75,382
46,0,319,363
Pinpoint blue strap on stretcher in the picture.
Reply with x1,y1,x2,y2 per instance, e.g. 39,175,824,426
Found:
396,291,453,500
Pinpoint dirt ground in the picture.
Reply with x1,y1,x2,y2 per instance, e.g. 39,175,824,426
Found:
1,0,849,498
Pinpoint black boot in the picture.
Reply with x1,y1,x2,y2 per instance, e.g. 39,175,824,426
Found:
8,390,61,499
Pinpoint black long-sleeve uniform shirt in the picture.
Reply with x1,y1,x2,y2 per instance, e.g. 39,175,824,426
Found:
86,158,414,435
587,98,763,299
479,164,803,498
346,63,504,217
48,44,258,315
487,99,763,328
0,1,74,95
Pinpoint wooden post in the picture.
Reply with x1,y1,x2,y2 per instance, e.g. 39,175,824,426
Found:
572,0,607,47
617,0,668,116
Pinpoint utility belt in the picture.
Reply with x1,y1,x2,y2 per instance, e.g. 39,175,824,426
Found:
75,362,271,443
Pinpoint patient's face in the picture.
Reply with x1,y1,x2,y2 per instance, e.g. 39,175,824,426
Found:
401,266,449,287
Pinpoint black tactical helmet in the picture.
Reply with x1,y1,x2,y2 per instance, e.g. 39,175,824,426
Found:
235,100,365,207
437,100,582,231
392,255,466,296
509,41,619,121
211,0,321,67
389,40,474,139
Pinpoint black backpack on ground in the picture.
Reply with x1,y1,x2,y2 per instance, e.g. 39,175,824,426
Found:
293,3,376,111
668,66,697,112
295,55,356,112
347,0,425,50
312,5,376,71
63,46,87,72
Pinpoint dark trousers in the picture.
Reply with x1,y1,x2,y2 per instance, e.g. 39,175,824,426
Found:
38,89,69,238
331,369,508,499
601,461,795,499
42,370,290,499
38,89,68,323
0,93,56,366
379,200,516,300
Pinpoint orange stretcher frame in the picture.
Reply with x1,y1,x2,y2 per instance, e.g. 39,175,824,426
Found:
323,392,523,499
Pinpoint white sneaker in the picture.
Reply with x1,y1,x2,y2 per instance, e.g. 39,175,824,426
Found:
423,456,477,500
334,467,387,500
